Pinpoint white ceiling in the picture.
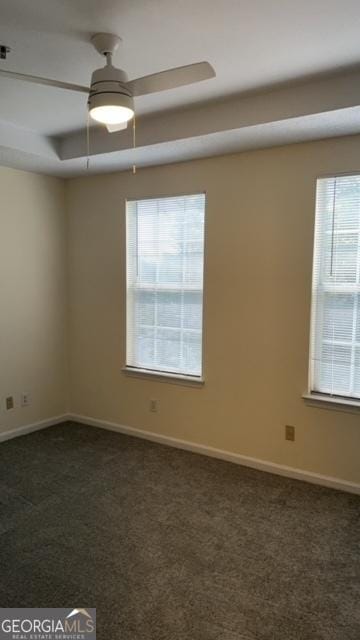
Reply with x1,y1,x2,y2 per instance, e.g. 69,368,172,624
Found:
1,0,360,175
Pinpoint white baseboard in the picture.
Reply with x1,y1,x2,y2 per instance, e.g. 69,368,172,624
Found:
2,412,358,495
69,413,360,495
0,414,70,443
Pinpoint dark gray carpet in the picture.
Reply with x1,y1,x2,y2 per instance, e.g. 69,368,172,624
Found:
0,422,359,640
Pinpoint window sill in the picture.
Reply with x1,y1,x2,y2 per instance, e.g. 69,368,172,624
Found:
122,367,204,387
302,392,360,413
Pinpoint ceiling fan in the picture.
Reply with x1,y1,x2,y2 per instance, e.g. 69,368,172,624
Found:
0,33,216,133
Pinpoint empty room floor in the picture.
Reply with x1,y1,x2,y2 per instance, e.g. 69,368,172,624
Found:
0,422,359,640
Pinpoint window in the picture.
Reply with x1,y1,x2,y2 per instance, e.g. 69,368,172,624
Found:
309,175,360,400
126,194,205,379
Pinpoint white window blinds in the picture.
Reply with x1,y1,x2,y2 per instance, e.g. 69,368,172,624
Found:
310,175,360,399
126,194,205,378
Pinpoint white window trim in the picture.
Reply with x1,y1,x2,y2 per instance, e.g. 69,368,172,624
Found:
122,366,204,386
302,391,360,413
306,172,360,407
125,192,207,383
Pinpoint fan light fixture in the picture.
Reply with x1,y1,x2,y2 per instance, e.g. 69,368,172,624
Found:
87,43,135,130
89,104,134,125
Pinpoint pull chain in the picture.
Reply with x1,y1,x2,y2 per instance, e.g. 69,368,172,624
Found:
86,111,91,171
86,109,135,173
132,113,136,175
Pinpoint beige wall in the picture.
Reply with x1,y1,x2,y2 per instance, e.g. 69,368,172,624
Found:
0,167,68,433
67,135,360,485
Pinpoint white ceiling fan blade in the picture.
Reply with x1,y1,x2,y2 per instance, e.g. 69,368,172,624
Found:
127,61,215,97
0,69,89,94
105,121,128,133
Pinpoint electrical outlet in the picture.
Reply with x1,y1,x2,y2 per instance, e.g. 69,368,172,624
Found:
5,396,14,411
21,392,30,407
150,399,158,413
285,425,295,442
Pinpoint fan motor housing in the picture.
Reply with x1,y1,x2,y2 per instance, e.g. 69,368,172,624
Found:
88,65,134,113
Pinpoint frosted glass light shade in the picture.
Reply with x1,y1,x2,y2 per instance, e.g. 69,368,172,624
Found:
89,104,134,125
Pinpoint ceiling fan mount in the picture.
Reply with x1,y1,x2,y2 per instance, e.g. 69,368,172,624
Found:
90,33,122,58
